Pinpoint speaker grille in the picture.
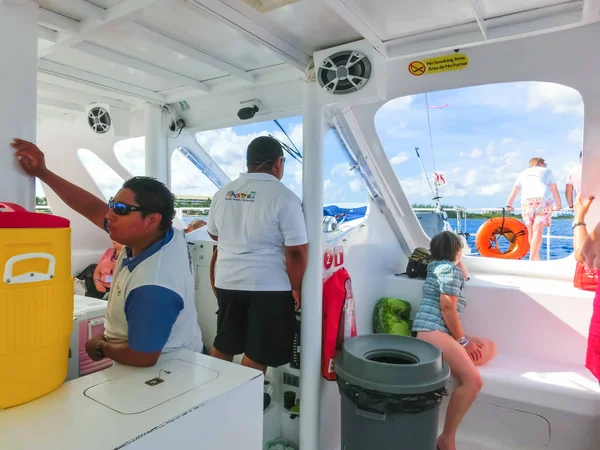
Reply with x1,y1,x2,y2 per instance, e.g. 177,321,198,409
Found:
87,107,111,134
317,50,371,95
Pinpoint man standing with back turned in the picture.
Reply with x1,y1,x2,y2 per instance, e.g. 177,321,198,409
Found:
207,136,308,375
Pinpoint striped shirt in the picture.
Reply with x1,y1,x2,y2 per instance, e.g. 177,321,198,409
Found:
412,260,467,334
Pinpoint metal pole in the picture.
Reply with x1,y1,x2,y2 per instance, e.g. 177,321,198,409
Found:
0,2,38,211
145,103,169,186
300,80,324,450
546,228,551,260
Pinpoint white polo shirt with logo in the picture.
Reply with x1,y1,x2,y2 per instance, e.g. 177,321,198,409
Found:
103,227,203,354
207,172,308,292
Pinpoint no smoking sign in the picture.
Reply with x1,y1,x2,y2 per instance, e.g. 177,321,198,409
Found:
408,60,426,76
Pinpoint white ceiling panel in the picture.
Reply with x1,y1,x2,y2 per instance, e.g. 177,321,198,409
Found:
43,49,183,92
86,0,125,8
344,0,477,42
36,0,90,22
479,0,580,19
87,25,231,81
137,1,285,71
223,0,362,53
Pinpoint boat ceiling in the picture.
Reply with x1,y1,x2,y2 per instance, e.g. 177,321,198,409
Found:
35,0,596,116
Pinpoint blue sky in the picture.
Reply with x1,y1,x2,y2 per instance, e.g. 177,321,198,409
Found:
65,81,584,210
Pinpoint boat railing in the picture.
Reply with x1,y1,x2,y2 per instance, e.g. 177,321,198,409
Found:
174,207,210,220
413,206,574,260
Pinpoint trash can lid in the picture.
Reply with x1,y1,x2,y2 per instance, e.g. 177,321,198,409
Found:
335,334,450,395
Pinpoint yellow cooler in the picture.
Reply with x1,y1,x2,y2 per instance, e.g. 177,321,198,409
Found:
0,202,73,408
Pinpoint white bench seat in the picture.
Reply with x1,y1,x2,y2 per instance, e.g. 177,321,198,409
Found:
385,273,600,449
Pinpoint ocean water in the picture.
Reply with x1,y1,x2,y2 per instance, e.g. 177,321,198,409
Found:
182,216,574,261
459,218,574,260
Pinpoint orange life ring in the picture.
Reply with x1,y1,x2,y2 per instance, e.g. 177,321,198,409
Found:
475,217,530,259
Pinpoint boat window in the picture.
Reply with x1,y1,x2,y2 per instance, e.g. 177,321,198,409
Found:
170,119,368,226
77,148,125,200
192,119,368,203
194,116,304,198
374,82,583,261
324,128,368,204
35,181,51,214
114,137,145,175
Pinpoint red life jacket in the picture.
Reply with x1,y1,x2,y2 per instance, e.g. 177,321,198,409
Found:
321,267,357,380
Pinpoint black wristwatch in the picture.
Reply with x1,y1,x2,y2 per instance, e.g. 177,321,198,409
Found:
96,338,107,358
573,221,586,230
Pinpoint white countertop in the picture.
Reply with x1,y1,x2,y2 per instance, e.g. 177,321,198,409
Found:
0,350,262,450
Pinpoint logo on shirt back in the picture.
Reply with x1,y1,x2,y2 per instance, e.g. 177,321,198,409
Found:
225,190,257,202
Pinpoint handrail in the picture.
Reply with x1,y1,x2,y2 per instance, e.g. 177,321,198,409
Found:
413,206,574,260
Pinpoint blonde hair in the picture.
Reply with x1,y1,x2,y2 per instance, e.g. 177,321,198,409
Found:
529,157,545,167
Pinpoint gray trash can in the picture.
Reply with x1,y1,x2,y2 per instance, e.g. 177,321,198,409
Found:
335,334,450,450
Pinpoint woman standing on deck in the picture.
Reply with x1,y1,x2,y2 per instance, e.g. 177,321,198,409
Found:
505,157,562,261
572,195,600,382
413,231,497,450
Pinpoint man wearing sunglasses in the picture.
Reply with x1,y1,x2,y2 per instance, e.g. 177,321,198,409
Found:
207,136,308,375
10,138,203,367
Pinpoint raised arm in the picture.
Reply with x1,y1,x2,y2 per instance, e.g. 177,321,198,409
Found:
10,139,108,229
573,195,595,268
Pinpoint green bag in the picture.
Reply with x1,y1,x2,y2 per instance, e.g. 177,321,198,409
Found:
373,297,413,336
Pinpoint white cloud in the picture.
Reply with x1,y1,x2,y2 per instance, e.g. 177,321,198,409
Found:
502,138,513,144
469,148,483,158
399,143,528,201
526,82,583,116
478,183,504,196
390,152,409,165
568,127,583,143
114,137,145,175
380,95,415,112
331,162,353,178
109,122,305,199
348,179,362,192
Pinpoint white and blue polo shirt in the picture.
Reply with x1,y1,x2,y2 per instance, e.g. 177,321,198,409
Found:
103,227,203,354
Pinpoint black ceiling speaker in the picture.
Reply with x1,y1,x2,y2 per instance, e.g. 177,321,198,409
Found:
317,50,371,95
87,106,111,134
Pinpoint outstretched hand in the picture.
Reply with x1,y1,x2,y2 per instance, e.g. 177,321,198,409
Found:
10,138,49,178
574,195,595,222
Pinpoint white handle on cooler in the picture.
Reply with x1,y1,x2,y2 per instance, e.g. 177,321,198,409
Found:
88,318,105,340
3,252,56,285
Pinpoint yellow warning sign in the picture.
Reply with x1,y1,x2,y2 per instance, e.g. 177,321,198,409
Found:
408,53,469,76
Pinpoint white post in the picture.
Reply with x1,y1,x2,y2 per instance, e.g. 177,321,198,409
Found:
300,80,324,450
0,1,38,211
546,228,551,260
144,103,169,186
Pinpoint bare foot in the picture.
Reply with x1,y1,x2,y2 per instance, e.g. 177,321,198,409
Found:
437,434,456,450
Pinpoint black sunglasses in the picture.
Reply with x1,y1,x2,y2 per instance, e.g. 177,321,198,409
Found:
108,198,148,216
